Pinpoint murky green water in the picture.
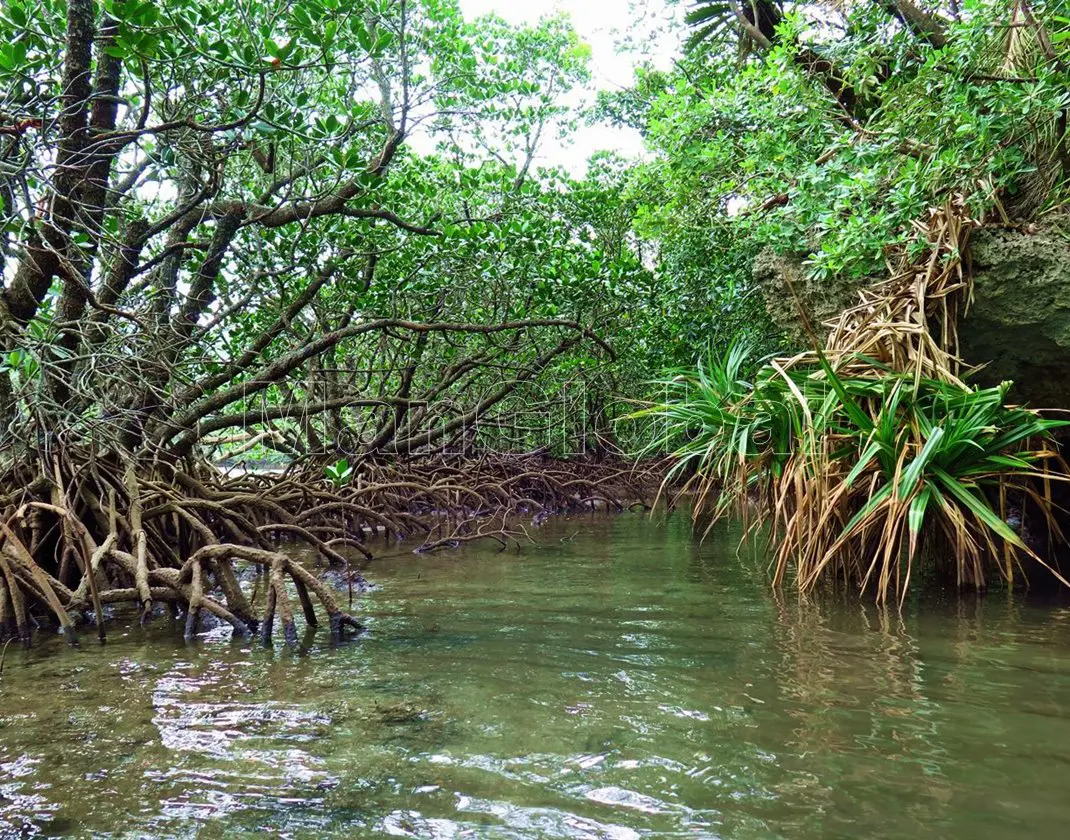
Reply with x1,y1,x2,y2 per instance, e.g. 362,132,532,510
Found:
3,514,1070,838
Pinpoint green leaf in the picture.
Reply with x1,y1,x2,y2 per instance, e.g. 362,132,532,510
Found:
845,438,881,488
898,426,945,499
907,485,933,539
932,467,1026,549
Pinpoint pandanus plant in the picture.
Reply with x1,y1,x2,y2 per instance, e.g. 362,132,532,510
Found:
683,0,784,52
638,345,1070,601
635,204,1070,601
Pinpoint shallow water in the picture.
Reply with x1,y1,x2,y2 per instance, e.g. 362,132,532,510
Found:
3,513,1070,838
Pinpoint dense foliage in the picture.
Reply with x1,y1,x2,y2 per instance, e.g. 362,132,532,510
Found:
0,0,661,466
616,1,1070,596
605,0,1070,362
10,1,1060,469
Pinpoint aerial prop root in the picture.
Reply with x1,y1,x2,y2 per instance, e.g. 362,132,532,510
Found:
0,458,369,647
0,449,658,646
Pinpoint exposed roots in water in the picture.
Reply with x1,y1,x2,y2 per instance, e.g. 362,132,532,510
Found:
0,449,655,647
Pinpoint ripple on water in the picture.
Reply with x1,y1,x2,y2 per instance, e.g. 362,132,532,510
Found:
143,660,338,825
0,755,55,836
4,514,1070,838
584,785,672,814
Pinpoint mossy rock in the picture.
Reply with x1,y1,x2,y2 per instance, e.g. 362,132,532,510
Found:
753,221,1070,409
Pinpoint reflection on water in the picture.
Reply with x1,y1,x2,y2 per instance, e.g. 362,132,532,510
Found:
3,513,1070,837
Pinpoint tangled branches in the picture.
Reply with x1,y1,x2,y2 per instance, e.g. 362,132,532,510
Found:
0,0,660,648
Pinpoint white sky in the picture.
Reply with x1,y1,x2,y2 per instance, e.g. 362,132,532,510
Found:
457,0,679,174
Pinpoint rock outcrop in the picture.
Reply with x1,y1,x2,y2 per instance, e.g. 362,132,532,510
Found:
754,223,1070,408
751,248,867,346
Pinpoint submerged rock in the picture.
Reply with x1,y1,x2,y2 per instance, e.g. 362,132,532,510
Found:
374,701,429,725
320,567,375,593
754,221,1070,408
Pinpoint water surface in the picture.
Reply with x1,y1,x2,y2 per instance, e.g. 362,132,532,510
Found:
2,513,1070,838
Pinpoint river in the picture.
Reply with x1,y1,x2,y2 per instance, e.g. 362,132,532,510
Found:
2,512,1070,838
